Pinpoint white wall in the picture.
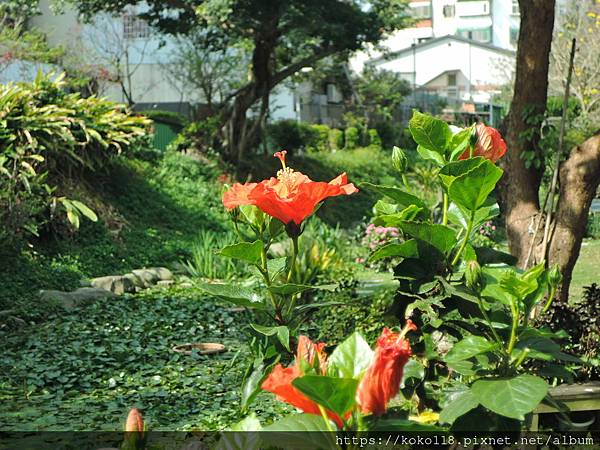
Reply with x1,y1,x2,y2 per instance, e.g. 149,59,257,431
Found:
373,37,513,102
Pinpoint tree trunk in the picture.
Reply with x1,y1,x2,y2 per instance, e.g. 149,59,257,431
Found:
500,0,555,267
548,132,600,302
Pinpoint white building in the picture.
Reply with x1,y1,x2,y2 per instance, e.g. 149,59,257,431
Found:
21,0,298,120
351,0,519,107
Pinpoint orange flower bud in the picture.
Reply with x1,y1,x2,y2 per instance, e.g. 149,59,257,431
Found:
125,408,144,432
356,321,417,416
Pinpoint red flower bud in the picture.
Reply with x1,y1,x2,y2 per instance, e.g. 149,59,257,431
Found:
356,321,417,416
125,408,144,432
460,123,506,163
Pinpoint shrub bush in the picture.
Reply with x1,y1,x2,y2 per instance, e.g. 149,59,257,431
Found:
308,124,331,152
344,126,360,149
0,73,150,244
266,119,318,155
328,128,344,151
367,128,382,148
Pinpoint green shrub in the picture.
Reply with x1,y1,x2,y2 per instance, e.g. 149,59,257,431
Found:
179,230,246,280
308,124,331,152
266,119,318,154
367,128,382,148
170,116,221,154
0,73,150,244
344,126,360,149
139,109,187,127
329,128,344,151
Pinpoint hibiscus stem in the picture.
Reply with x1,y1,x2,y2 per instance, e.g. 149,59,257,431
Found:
442,193,449,226
317,405,335,432
286,236,299,283
451,210,475,266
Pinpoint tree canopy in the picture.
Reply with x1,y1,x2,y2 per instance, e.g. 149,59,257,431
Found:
67,0,410,163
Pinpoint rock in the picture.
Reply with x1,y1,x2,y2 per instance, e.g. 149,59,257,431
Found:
124,273,144,288
90,275,135,295
40,288,115,309
148,267,174,281
132,269,159,287
157,279,174,287
79,279,92,287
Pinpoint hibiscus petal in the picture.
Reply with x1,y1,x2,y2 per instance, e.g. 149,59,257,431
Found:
222,183,258,209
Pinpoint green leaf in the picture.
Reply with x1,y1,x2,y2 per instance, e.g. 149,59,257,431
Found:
327,332,374,379
71,200,98,222
262,414,337,448
449,127,473,161
398,222,457,255
409,110,452,155
292,375,358,418
240,363,269,411
439,389,479,425
400,359,425,387
369,239,418,262
445,336,496,364
199,283,266,310
417,144,446,166
250,324,290,352
447,159,503,212
374,206,425,227
231,414,262,432
267,257,287,279
362,182,429,210
471,375,548,420
439,158,485,189
474,247,517,266
268,283,336,296
220,240,264,265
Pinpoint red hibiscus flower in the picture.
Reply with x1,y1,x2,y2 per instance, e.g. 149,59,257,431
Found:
222,151,358,226
356,321,417,416
459,123,507,163
262,335,344,427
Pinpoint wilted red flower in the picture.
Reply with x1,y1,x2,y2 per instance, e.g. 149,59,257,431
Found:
262,335,344,427
125,408,144,432
356,321,417,416
222,151,358,226
459,123,506,163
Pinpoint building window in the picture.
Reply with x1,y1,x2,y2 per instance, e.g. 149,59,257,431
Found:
458,27,492,43
410,3,432,19
511,0,519,15
510,26,519,45
448,73,457,86
443,4,455,17
122,12,150,39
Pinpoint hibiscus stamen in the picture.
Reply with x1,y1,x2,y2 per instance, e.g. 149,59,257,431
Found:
396,319,417,343
274,150,288,170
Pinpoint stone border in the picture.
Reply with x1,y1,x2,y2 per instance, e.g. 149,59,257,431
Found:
40,267,175,308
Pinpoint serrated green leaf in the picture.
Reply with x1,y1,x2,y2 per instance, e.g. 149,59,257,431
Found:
409,110,452,155
327,332,374,379
220,240,264,265
292,375,358,417
369,239,418,262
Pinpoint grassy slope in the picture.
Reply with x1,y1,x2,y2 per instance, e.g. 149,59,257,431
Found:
570,239,600,301
0,152,228,316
